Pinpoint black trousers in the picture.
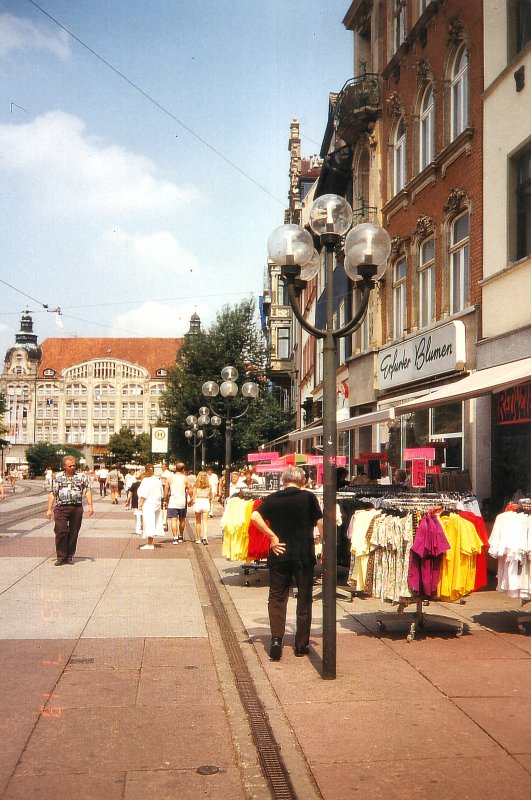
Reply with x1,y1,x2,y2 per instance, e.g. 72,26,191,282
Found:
268,560,314,648
99,479,107,496
53,505,83,561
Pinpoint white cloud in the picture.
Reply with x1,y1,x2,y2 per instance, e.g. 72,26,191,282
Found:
0,111,198,214
112,301,210,338
0,13,70,59
98,228,198,278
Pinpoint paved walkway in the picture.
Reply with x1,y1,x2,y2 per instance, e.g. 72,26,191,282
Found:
0,488,530,799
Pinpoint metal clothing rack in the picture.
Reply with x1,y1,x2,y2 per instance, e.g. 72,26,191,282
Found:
361,493,475,642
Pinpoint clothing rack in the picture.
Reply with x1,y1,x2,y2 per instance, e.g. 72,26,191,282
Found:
344,491,479,641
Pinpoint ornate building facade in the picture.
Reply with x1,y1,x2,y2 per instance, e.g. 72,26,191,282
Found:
1,312,181,466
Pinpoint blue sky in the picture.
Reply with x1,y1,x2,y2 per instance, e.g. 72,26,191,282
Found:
0,0,353,355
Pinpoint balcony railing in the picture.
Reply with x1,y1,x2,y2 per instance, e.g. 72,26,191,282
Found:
334,73,381,144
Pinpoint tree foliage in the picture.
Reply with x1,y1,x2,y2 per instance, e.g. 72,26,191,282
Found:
0,393,6,435
107,427,151,464
25,443,85,476
160,299,291,467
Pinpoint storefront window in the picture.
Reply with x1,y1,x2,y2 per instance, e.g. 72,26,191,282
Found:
432,403,462,435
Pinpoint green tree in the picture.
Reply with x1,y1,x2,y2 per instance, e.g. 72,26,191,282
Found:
25,443,84,476
0,393,6,436
160,299,291,466
134,432,151,463
107,427,136,464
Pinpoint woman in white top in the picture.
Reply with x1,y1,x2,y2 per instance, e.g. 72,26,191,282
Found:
192,471,213,545
137,464,163,551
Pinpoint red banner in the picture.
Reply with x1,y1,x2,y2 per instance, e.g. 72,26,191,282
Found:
411,458,426,488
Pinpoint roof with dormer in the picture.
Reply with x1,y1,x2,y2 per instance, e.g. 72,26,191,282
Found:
37,338,182,378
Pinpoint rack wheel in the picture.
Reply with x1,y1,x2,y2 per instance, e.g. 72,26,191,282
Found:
245,580,250,587
455,626,463,638
406,633,415,643
377,621,386,633
243,568,249,576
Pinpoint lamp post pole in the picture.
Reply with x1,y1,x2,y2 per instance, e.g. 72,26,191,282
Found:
268,196,391,679
202,368,259,502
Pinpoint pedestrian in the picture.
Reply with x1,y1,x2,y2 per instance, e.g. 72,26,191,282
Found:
107,464,121,504
137,464,163,551
97,464,108,496
229,471,241,497
393,468,409,488
44,466,53,492
124,468,136,509
250,466,323,661
129,470,143,534
192,470,213,545
164,462,191,544
0,472,5,501
45,455,94,566
207,468,219,516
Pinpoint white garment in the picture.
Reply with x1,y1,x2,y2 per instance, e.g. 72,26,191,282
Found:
489,511,531,600
168,473,188,509
208,472,219,495
138,475,163,539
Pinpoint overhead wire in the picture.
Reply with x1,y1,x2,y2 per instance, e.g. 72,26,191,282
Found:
25,0,285,207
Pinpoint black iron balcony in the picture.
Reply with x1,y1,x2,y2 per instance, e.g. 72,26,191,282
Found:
334,73,381,145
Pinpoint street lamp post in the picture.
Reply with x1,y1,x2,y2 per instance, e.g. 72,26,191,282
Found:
185,409,221,472
202,367,259,501
267,194,391,680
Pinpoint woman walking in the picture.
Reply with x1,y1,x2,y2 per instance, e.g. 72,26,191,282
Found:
192,471,212,545
107,464,121,505
137,464,163,551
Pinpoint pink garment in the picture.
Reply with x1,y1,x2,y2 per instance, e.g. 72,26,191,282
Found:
408,513,451,598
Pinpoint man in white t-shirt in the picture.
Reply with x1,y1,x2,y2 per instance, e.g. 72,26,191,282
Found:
97,465,109,496
164,463,191,544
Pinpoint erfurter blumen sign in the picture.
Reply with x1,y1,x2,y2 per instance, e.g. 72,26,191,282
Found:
378,321,466,390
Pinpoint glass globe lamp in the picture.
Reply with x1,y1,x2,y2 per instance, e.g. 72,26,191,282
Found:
220,380,238,398
221,366,238,382
299,248,320,282
309,194,353,237
344,222,392,281
186,415,197,426
202,381,219,398
241,381,259,399
267,224,314,267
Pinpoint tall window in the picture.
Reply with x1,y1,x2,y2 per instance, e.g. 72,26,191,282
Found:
419,238,435,327
393,117,407,194
419,86,435,171
509,0,531,55
277,327,290,360
393,0,407,50
393,257,407,339
450,213,469,314
277,276,288,305
516,147,531,260
451,45,469,141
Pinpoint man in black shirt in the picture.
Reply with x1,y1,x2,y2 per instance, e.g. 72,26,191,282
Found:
250,466,323,661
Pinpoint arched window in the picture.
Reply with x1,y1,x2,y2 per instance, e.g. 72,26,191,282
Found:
356,148,371,211
451,45,469,140
393,117,407,194
449,213,469,314
418,237,435,327
419,86,435,171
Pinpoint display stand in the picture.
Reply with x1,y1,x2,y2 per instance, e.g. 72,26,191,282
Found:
517,600,531,634
376,598,465,642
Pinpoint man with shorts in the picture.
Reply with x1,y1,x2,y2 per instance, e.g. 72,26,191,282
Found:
164,462,190,544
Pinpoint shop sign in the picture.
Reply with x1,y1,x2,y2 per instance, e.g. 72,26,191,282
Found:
411,459,426,488
377,321,466,390
359,452,388,462
497,382,531,425
403,447,435,461
248,452,279,462
426,465,441,474
151,426,169,454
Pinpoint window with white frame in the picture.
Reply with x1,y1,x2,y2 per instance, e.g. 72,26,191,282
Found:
451,45,469,141
419,237,435,327
393,0,407,50
121,402,144,420
419,86,435,171
94,383,115,399
393,117,407,194
449,213,469,314
277,327,290,360
122,384,144,396
393,257,407,340
277,276,288,306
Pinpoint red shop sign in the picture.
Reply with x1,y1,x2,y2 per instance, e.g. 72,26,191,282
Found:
497,382,531,425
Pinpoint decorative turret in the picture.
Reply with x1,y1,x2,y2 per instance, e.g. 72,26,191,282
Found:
187,311,201,335
5,310,42,364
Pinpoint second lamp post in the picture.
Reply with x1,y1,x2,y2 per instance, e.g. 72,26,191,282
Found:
202,367,258,501
267,193,391,680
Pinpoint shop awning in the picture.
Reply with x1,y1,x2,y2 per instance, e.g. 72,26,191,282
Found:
288,408,395,442
395,357,531,414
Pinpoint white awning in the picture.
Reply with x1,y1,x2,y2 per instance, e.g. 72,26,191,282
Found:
395,357,531,414
288,408,395,442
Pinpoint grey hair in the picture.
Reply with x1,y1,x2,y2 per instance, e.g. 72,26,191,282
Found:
281,466,306,487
